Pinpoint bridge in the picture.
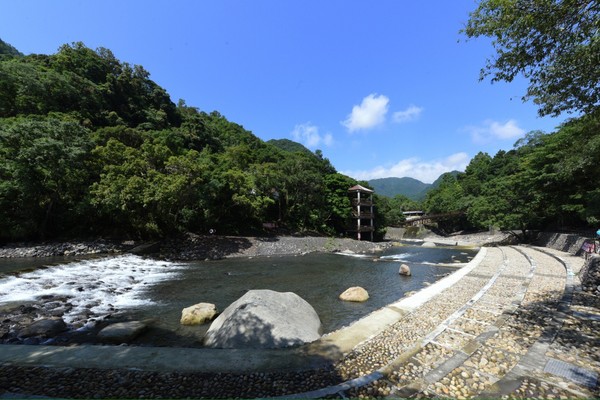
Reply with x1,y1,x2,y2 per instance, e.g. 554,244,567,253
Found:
403,211,464,227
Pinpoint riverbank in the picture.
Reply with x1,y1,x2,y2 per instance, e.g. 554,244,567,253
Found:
0,234,390,260
0,229,593,260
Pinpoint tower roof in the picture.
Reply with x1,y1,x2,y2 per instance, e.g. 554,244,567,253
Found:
348,184,374,193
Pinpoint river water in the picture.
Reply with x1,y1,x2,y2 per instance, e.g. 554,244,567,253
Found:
0,243,477,347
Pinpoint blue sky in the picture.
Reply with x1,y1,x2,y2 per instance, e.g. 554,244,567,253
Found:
2,1,568,183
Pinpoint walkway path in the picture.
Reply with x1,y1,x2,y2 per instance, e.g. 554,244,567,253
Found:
0,245,598,398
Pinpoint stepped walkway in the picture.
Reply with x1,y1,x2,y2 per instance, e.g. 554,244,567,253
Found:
299,245,599,399
0,245,598,398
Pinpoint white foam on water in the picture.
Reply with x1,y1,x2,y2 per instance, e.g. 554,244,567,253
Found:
419,261,467,268
379,253,412,262
0,254,186,326
335,252,371,259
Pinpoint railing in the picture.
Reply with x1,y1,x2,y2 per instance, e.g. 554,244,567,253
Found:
347,226,375,232
351,199,373,207
352,211,374,218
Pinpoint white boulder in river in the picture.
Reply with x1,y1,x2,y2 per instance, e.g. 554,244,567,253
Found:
339,286,369,302
203,289,321,349
399,264,412,276
180,303,218,325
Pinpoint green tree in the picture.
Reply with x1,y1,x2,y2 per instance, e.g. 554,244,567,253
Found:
423,174,469,233
460,152,492,197
520,116,600,228
90,131,216,237
323,173,356,234
0,119,93,239
463,0,600,116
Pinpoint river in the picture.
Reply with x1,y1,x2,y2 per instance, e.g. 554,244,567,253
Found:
0,242,477,347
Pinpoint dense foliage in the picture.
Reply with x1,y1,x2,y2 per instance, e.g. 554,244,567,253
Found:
423,114,600,236
463,0,599,117
0,41,387,241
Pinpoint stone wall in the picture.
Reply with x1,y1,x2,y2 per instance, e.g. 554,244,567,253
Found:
532,232,592,255
580,255,600,295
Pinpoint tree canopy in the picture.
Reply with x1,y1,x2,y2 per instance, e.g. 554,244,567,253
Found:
463,0,600,116
424,115,600,235
0,40,392,241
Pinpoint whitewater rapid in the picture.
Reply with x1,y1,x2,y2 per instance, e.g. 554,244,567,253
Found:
0,254,186,327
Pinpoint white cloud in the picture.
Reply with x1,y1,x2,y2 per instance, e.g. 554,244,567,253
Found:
341,152,470,184
342,94,389,132
393,105,423,123
290,123,333,149
466,119,526,143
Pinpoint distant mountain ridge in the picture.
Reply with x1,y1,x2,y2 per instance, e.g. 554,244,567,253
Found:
368,172,459,201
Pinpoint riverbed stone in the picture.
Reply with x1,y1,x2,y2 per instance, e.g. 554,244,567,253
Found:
97,321,147,343
399,264,412,276
422,241,436,248
203,289,321,349
339,286,369,302
18,317,66,338
180,303,218,325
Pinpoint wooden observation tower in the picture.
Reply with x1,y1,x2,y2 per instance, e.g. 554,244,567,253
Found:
348,184,374,241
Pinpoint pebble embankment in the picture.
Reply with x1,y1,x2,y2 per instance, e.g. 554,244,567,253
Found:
1,245,599,398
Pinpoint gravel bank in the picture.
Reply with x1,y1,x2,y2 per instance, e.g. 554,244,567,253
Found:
158,234,390,260
0,234,389,260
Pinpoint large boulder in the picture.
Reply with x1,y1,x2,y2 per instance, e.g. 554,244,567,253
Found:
339,286,369,302
422,241,436,248
203,290,321,349
180,303,218,325
98,321,147,343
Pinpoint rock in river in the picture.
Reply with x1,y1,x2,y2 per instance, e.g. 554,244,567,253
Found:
203,289,321,349
18,317,66,338
339,286,369,302
180,303,218,325
399,264,412,276
98,321,147,343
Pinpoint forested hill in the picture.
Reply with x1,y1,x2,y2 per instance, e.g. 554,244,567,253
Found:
0,40,369,241
368,177,430,200
0,39,23,58
267,139,313,155
368,172,459,201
